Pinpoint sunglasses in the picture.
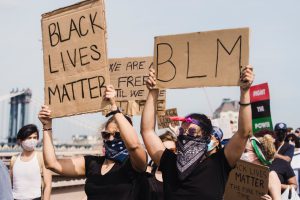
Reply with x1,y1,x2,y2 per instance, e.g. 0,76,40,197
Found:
179,127,198,137
101,131,121,140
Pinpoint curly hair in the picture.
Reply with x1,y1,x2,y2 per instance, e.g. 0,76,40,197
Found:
257,134,276,162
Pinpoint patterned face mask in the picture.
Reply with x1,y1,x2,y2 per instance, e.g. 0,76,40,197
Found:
176,134,208,180
104,138,128,163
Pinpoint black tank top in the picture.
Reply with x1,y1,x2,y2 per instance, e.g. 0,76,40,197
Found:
84,155,141,200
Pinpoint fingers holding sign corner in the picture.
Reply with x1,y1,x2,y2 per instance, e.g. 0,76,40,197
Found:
104,84,117,107
240,65,254,91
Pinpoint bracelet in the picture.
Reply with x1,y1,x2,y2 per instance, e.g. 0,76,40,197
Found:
239,102,251,106
43,127,52,131
105,107,122,117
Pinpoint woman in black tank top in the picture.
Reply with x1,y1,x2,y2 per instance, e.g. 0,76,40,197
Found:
38,85,147,200
144,132,177,200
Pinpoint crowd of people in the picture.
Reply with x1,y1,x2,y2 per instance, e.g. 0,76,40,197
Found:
0,66,299,200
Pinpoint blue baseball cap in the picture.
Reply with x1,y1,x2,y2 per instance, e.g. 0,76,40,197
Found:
211,126,223,142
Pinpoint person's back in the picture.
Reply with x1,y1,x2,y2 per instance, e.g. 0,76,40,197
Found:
0,160,13,200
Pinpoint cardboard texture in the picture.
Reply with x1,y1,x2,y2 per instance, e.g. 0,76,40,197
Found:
101,99,166,116
42,0,109,118
224,160,269,200
109,57,154,101
157,108,179,129
154,28,249,89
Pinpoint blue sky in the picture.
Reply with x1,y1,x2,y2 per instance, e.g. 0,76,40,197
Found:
0,0,299,141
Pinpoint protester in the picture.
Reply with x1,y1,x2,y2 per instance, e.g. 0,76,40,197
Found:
273,123,294,162
241,131,281,200
144,131,177,200
285,133,300,151
0,160,13,200
38,85,147,200
141,66,254,200
295,128,300,138
207,126,223,155
10,124,52,200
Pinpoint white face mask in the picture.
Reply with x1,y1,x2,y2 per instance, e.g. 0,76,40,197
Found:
21,139,38,151
240,152,251,162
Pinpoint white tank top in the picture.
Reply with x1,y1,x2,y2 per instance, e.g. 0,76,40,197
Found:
12,152,42,199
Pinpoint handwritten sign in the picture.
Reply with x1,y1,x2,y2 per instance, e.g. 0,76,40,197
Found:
250,83,273,133
42,0,109,118
109,57,153,101
102,99,166,116
157,108,179,129
154,28,249,89
224,160,269,200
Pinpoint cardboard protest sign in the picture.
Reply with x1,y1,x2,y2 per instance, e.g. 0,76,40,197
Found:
42,0,109,118
154,28,249,89
109,57,153,101
101,99,166,116
224,160,269,200
157,108,179,129
250,83,273,133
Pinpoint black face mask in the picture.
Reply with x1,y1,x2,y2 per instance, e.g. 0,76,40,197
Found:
176,134,208,180
276,131,286,142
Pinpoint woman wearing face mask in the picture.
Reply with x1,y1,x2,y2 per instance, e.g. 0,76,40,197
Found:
141,66,254,200
241,132,281,200
10,124,52,200
144,131,177,200
207,126,223,155
285,133,300,151
38,85,147,200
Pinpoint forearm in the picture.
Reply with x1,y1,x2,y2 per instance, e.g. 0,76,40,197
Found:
237,88,252,138
114,113,147,171
43,185,52,200
141,89,159,134
43,129,58,170
274,154,291,162
281,183,297,191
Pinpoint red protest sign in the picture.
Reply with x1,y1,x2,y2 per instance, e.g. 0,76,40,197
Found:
250,83,270,103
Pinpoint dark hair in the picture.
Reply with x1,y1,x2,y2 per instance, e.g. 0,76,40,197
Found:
254,129,276,139
185,113,212,139
104,115,133,129
159,131,176,142
17,124,39,141
285,133,300,148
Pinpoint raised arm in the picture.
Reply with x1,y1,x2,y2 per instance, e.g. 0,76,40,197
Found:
42,161,52,200
141,68,165,165
104,85,147,172
38,106,85,177
224,65,254,167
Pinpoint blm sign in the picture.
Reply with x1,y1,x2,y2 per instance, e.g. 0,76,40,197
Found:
41,0,109,118
250,83,273,133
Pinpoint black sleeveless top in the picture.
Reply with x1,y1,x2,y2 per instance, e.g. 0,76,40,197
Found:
145,166,164,200
84,155,141,200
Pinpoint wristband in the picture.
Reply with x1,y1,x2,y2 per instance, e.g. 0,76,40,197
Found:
106,107,122,117
239,102,251,106
43,127,52,131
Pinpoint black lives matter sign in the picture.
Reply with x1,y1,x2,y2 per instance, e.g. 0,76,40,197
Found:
41,0,109,118
153,28,249,89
